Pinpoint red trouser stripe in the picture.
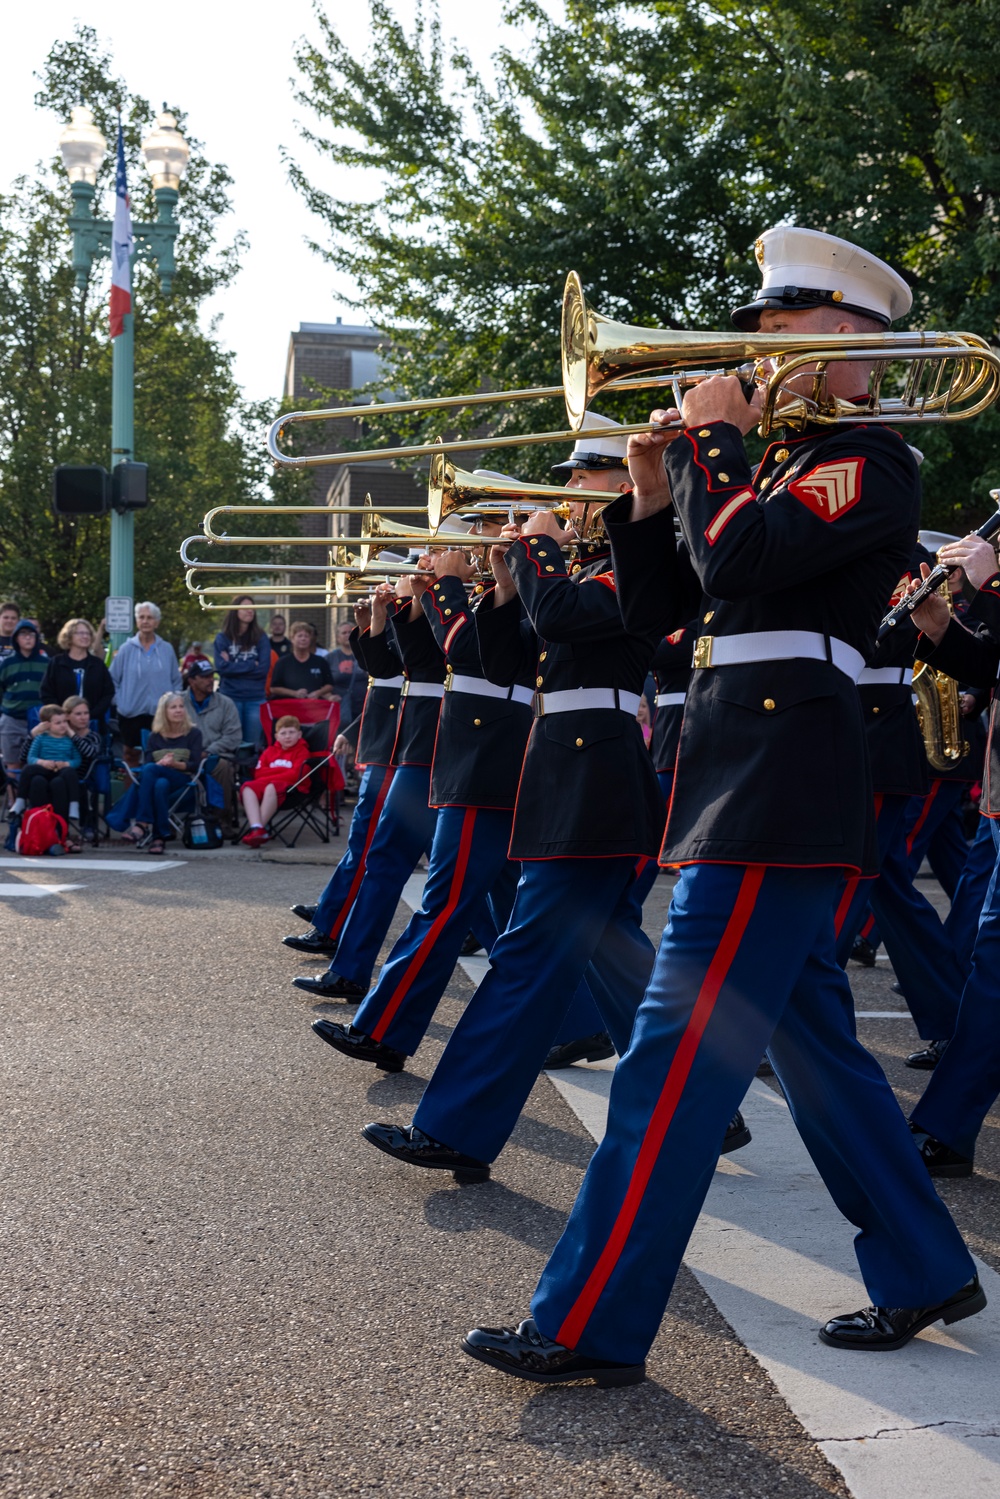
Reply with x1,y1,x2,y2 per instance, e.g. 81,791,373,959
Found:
370,807,478,1041
326,768,396,941
556,864,766,1351
834,794,882,938
905,780,941,857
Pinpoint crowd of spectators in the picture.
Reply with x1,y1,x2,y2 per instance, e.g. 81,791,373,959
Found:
0,595,361,852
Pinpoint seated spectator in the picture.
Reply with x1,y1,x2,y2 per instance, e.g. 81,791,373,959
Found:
109,602,182,763
268,613,292,659
21,704,83,846
40,618,115,721
240,716,310,847
214,597,270,744
185,660,242,831
268,622,334,701
0,621,48,773
121,691,203,855
180,641,213,682
0,602,20,663
63,695,103,842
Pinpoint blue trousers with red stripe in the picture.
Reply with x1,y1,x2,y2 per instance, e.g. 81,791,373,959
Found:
912,818,1000,1157
313,764,391,937
413,858,656,1163
323,765,437,988
944,813,996,975
531,861,975,1366
632,770,673,908
353,806,517,1053
907,779,969,897
835,795,961,1040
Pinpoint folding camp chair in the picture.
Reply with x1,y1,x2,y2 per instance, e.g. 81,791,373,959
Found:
237,699,344,847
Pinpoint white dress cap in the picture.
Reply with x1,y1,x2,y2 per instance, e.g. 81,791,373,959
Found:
732,226,912,331
551,412,629,472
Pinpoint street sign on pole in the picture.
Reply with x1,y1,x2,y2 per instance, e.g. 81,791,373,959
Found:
105,596,134,634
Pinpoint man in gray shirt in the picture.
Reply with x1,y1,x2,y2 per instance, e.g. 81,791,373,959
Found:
185,660,242,829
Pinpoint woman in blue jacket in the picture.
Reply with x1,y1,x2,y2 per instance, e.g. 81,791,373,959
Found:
213,597,270,744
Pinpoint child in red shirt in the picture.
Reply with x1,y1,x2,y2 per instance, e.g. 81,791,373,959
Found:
240,716,310,846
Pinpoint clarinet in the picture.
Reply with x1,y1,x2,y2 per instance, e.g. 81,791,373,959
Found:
878,491,1000,641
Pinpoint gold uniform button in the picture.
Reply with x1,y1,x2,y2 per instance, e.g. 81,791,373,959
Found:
539,651,547,661
473,718,482,727
703,610,715,624
537,551,548,558
763,698,775,711
708,447,721,458
774,447,790,463
474,584,483,594
698,428,712,438
575,737,584,748
536,675,544,687
832,289,844,302
571,563,581,574
388,703,396,710
529,537,539,546
444,608,452,616
992,580,1000,588
759,476,770,489
545,565,554,572
872,706,880,714
718,472,730,483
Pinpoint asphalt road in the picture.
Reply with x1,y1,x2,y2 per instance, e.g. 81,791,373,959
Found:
1,842,996,1498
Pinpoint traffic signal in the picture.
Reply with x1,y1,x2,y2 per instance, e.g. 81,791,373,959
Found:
52,465,108,515
111,461,149,512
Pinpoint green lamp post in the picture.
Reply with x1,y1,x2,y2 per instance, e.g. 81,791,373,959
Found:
58,105,190,645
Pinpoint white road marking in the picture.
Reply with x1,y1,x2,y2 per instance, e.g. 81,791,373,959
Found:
0,883,84,898
0,856,185,874
400,871,1000,1496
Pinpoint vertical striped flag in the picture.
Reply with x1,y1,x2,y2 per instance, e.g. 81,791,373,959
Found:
109,122,133,339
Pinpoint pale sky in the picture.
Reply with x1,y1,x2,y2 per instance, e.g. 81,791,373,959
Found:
3,2,549,405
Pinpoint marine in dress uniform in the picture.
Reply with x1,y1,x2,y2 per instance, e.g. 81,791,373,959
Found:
292,579,443,1002
904,532,1000,1175
310,531,536,1070
464,227,981,1386
630,621,693,908
360,422,673,1179
283,607,400,956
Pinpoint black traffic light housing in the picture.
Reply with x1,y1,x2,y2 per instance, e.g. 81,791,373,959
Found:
51,461,150,516
52,465,108,515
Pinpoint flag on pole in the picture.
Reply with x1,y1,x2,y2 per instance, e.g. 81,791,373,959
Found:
109,122,133,340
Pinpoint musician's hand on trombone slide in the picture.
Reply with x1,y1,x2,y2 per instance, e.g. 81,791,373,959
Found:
903,565,951,645
937,534,998,591
490,530,517,605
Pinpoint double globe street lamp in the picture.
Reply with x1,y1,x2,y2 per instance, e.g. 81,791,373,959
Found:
57,105,190,643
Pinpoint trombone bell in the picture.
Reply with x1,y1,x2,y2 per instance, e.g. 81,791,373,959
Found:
427,451,609,530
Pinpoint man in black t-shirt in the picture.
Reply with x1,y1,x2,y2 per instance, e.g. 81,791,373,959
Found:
268,613,292,659
269,622,334,699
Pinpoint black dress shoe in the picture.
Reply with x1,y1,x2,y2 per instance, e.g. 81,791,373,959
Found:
460,932,485,956
361,1121,490,1182
755,1055,774,1078
542,1032,615,1069
312,1019,406,1073
291,973,368,1001
819,1275,986,1350
721,1110,751,1153
282,927,339,955
909,1122,974,1177
290,903,317,924
906,1038,949,1070
850,935,878,967
461,1317,645,1386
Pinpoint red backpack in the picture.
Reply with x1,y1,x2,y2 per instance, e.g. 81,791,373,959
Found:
17,804,69,857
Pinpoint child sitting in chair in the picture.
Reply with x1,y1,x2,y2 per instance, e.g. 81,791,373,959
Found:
240,716,310,847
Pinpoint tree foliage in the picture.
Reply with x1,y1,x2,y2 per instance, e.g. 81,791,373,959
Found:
0,24,285,643
290,0,1000,525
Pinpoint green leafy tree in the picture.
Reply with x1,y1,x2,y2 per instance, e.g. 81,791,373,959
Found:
0,24,286,645
290,0,1000,526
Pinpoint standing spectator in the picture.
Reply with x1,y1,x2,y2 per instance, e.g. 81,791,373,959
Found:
326,620,364,712
184,659,242,831
109,602,182,763
0,602,20,663
40,618,115,722
213,596,270,744
0,621,47,772
180,641,212,682
268,622,334,700
268,613,292,659
121,692,203,855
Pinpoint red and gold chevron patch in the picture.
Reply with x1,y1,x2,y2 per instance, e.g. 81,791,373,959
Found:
788,458,865,521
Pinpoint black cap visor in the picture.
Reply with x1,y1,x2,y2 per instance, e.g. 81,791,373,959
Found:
550,453,629,475
732,286,891,332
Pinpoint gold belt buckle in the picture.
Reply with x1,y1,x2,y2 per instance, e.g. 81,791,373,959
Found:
693,635,714,669
444,667,454,692
535,692,545,717
401,680,411,698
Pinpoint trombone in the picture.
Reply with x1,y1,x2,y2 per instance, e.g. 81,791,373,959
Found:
266,271,1000,470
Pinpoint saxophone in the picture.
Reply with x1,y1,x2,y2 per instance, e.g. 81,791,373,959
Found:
912,582,970,771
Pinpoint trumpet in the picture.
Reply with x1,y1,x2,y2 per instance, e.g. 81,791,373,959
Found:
266,272,1000,472
878,492,1000,638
